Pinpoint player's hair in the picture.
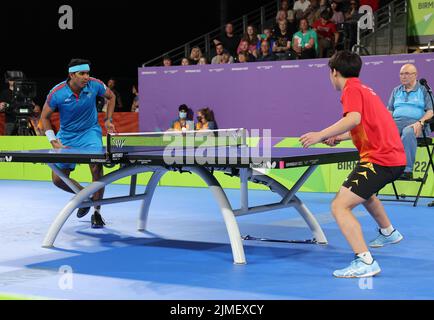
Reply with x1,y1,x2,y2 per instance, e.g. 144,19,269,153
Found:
68,58,91,69
328,51,362,78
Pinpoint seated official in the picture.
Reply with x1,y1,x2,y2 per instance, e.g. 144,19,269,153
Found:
195,107,217,131
387,64,434,180
169,104,194,131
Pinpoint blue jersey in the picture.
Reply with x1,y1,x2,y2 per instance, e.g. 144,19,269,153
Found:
46,78,107,170
46,78,107,134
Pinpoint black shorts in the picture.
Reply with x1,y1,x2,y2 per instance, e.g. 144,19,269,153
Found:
342,162,405,200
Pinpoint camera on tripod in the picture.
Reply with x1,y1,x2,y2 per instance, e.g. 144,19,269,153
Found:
4,71,37,115
4,71,38,135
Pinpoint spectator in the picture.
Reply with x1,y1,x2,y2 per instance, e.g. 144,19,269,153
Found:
212,43,234,64
387,64,433,180
280,0,295,23
107,77,123,112
360,0,379,12
293,0,311,21
345,0,360,21
131,84,139,112
195,107,217,130
292,18,318,59
181,57,190,66
257,40,277,62
272,19,297,60
330,1,345,24
189,46,203,65
215,23,241,57
305,0,322,26
237,51,250,63
344,0,360,50
0,78,17,135
170,104,194,131
240,25,259,57
313,10,339,58
220,51,234,64
198,57,208,65
275,9,289,27
319,0,331,15
163,56,172,67
256,27,275,54
29,104,44,135
237,39,257,61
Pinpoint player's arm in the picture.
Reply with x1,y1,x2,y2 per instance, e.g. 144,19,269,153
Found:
41,102,64,149
103,88,116,133
300,112,361,148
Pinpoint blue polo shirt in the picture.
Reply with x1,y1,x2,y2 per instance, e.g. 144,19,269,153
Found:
387,82,433,120
46,78,107,147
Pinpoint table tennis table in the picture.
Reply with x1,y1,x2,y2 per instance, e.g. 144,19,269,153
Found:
0,129,359,264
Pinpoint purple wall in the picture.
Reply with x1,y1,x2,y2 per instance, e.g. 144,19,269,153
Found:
139,53,434,136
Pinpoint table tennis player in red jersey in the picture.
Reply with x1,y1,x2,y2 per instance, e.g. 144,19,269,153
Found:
300,51,406,278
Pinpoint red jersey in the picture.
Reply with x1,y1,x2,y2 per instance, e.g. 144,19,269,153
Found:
341,78,406,167
313,20,337,40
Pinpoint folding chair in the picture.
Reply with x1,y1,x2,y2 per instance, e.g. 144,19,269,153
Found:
379,117,434,207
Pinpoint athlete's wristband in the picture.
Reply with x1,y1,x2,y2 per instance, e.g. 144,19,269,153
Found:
45,129,57,142
104,117,112,123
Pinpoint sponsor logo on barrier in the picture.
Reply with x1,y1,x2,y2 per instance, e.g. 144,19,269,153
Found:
308,63,327,68
393,59,415,64
112,138,126,148
141,71,157,75
365,61,384,66
4,156,12,162
231,67,249,71
281,64,300,69
256,65,273,70
209,68,225,73
185,69,201,73
426,58,434,63
164,70,178,74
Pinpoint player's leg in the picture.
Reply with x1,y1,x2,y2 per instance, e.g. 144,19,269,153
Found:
332,162,387,278
52,168,76,193
331,187,381,278
363,164,405,248
89,163,105,228
51,165,92,218
331,187,369,255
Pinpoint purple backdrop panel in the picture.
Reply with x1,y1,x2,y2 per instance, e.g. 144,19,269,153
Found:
139,53,434,136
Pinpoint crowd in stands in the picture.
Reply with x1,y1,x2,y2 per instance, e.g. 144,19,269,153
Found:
162,0,387,66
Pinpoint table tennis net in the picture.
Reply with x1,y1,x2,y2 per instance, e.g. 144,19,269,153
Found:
107,128,247,154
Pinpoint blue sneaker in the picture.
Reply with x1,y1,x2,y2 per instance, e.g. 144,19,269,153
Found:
369,229,403,248
333,257,381,278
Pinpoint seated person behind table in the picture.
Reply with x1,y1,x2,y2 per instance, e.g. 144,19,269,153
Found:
170,104,193,131
387,64,434,180
195,107,217,130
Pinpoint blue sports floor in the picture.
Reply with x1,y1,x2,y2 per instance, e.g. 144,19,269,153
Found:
0,180,434,300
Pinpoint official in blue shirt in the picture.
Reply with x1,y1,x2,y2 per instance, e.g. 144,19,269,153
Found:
41,59,116,228
387,64,434,179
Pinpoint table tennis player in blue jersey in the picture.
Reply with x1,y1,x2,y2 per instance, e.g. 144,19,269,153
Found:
40,59,116,228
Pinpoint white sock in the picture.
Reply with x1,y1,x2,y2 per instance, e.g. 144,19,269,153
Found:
357,251,374,265
380,225,395,236
94,208,101,214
